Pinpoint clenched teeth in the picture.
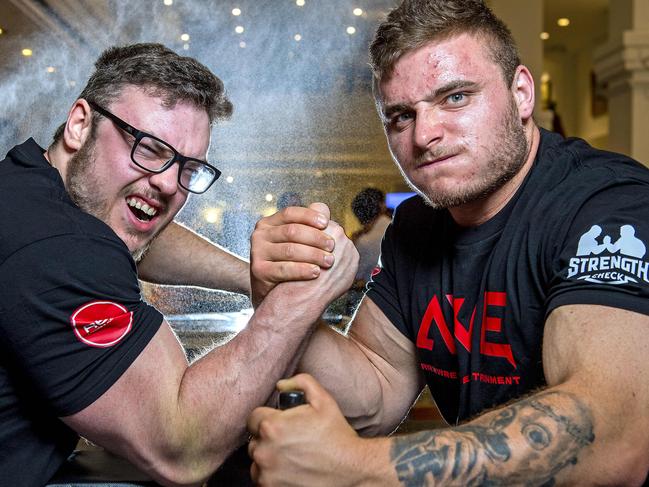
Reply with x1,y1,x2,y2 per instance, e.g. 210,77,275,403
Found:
127,198,157,217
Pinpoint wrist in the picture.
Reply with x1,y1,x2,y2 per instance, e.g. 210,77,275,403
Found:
258,281,327,325
348,437,399,486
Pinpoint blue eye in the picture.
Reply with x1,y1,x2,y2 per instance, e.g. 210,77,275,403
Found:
448,93,465,104
396,112,413,123
388,112,414,129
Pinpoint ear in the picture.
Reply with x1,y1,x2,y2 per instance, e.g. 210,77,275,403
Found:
62,99,94,152
511,65,535,122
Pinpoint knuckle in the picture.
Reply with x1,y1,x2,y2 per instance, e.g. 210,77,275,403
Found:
277,262,292,280
283,223,298,240
331,225,345,239
254,218,268,231
258,418,277,438
283,243,295,260
280,207,292,219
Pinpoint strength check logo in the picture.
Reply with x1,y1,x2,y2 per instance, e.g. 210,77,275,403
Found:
567,224,648,285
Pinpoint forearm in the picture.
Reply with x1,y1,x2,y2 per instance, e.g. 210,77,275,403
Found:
170,282,326,475
139,221,250,295
300,324,419,437
382,385,647,486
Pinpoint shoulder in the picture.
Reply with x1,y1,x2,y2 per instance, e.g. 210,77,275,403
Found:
521,132,649,223
378,196,448,262
536,130,649,185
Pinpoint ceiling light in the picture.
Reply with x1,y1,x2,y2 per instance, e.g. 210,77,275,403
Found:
46,66,56,73
540,32,550,40
239,41,246,48
163,0,173,5
346,26,356,35
235,25,244,34
226,176,234,183
22,48,33,57
180,33,190,41
294,34,302,41
557,18,570,27
204,208,220,224
265,193,273,202
232,8,241,16
296,0,305,6
353,8,363,16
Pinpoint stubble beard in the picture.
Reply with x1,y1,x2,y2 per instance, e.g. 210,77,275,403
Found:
66,137,163,262
406,96,529,210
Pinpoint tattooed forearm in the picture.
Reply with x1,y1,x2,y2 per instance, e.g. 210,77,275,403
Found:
390,391,595,486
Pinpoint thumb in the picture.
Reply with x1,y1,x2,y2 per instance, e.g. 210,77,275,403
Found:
309,202,330,223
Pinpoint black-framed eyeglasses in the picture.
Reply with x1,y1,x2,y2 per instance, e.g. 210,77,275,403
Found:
88,101,220,194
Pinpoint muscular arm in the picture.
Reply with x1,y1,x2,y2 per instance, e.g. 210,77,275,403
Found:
64,220,358,486
300,296,425,436
138,221,251,295
383,304,649,486
249,304,649,486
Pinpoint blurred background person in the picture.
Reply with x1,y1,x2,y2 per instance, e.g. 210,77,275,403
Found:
276,191,304,210
351,187,392,283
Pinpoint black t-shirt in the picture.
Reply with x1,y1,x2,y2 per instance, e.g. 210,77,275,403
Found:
367,129,649,424
0,140,163,487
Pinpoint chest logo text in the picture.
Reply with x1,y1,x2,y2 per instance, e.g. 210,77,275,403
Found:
416,291,516,368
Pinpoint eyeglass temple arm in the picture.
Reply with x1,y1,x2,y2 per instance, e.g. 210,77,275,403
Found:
87,101,138,138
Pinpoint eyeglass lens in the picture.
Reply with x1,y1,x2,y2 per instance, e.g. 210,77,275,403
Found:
133,136,216,192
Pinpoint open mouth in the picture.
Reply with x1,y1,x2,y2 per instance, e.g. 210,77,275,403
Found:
126,197,158,222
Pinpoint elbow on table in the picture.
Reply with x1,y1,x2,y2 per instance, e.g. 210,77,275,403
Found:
128,430,240,487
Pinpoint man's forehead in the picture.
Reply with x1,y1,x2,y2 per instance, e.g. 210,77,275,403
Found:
377,34,498,102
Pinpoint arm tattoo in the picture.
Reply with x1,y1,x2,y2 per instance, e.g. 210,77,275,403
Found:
390,391,594,486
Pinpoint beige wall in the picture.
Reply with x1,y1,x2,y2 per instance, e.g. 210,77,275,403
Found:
490,0,544,112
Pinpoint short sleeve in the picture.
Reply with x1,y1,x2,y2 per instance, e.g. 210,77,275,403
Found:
365,199,438,342
0,234,163,416
365,220,411,336
546,181,649,318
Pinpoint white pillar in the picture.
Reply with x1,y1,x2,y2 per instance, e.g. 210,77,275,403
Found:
593,0,649,164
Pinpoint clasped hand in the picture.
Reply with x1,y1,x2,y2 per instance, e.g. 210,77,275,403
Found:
249,202,359,307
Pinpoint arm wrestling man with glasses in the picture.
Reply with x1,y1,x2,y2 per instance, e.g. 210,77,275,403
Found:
0,43,357,487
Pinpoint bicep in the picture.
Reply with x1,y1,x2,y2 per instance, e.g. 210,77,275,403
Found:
543,304,649,460
301,296,424,435
62,321,189,467
543,304,649,388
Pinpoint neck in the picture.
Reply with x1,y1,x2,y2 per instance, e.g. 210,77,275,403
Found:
449,123,540,227
44,142,70,182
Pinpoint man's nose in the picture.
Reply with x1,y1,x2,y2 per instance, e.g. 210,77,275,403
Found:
413,108,444,150
148,163,180,196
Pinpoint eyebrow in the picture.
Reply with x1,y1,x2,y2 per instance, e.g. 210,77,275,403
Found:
381,79,480,119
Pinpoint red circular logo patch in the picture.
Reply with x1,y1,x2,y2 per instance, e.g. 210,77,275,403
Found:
70,301,133,348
